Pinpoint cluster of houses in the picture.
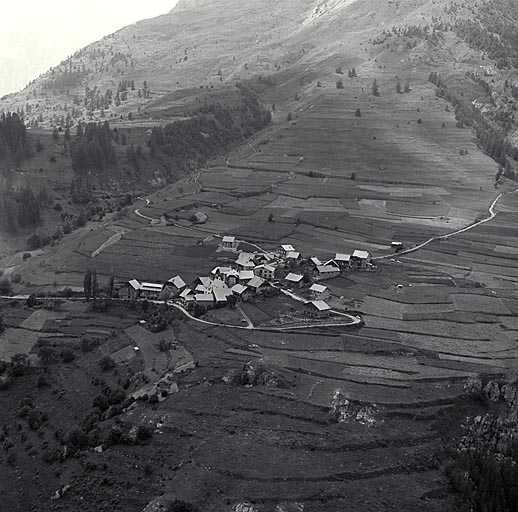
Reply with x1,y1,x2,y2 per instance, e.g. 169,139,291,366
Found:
118,237,374,319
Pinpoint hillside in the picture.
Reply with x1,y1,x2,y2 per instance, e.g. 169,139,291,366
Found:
2,1,518,511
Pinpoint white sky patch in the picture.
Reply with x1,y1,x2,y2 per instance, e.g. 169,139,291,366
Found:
0,1,178,95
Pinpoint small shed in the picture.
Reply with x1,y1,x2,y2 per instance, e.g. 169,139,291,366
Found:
254,264,276,280
285,273,304,287
220,236,239,251
315,265,340,281
305,300,332,318
309,283,331,300
351,250,372,268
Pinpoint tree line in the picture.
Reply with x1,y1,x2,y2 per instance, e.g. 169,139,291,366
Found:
148,85,271,172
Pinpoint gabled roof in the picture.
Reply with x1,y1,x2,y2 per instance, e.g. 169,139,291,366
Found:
213,288,229,302
309,300,331,312
222,236,236,243
352,250,371,259
334,253,351,262
140,282,164,292
195,293,214,303
239,270,255,281
255,252,275,262
247,276,266,289
310,257,323,266
281,244,295,252
211,266,232,276
324,259,340,268
195,284,211,293
197,276,212,286
286,251,301,259
236,253,255,267
128,279,141,290
180,288,194,298
255,264,276,273
317,265,340,274
167,275,186,289
210,279,226,289
285,273,304,283
231,284,248,295
310,284,328,293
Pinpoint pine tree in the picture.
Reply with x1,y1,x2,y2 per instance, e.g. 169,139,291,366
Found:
83,269,92,301
92,271,98,299
107,274,115,298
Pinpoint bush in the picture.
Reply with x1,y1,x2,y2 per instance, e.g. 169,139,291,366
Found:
23,253,32,261
354,108,362,117
0,278,12,295
167,500,200,512
27,233,42,250
336,79,344,89
92,394,109,412
11,274,22,284
60,349,75,363
99,356,115,371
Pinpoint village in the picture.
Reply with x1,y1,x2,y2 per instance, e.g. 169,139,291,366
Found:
117,236,378,323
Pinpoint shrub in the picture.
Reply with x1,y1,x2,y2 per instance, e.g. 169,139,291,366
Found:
99,356,115,371
167,500,200,512
336,79,344,89
23,253,32,261
92,395,109,412
11,274,22,284
355,108,361,117
60,349,75,363
27,233,42,250
0,278,12,295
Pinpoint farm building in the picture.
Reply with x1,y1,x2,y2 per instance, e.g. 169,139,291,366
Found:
239,270,255,284
236,252,256,270
195,294,214,307
304,300,332,318
310,283,331,300
220,236,239,251
255,264,276,280
138,282,164,300
307,257,323,270
118,279,141,300
351,250,372,268
334,253,351,270
315,265,340,280
231,283,251,301
195,284,212,294
285,273,304,287
280,244,296,257
391,242,404,252
193,276,212,288
247,276,268,294
162,275,187,298
213,288,230,306
254,252,275,264
179,288,195,303
285,251,303,265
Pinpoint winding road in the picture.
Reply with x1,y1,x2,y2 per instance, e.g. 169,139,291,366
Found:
170,303,362,331
373,185,518,261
